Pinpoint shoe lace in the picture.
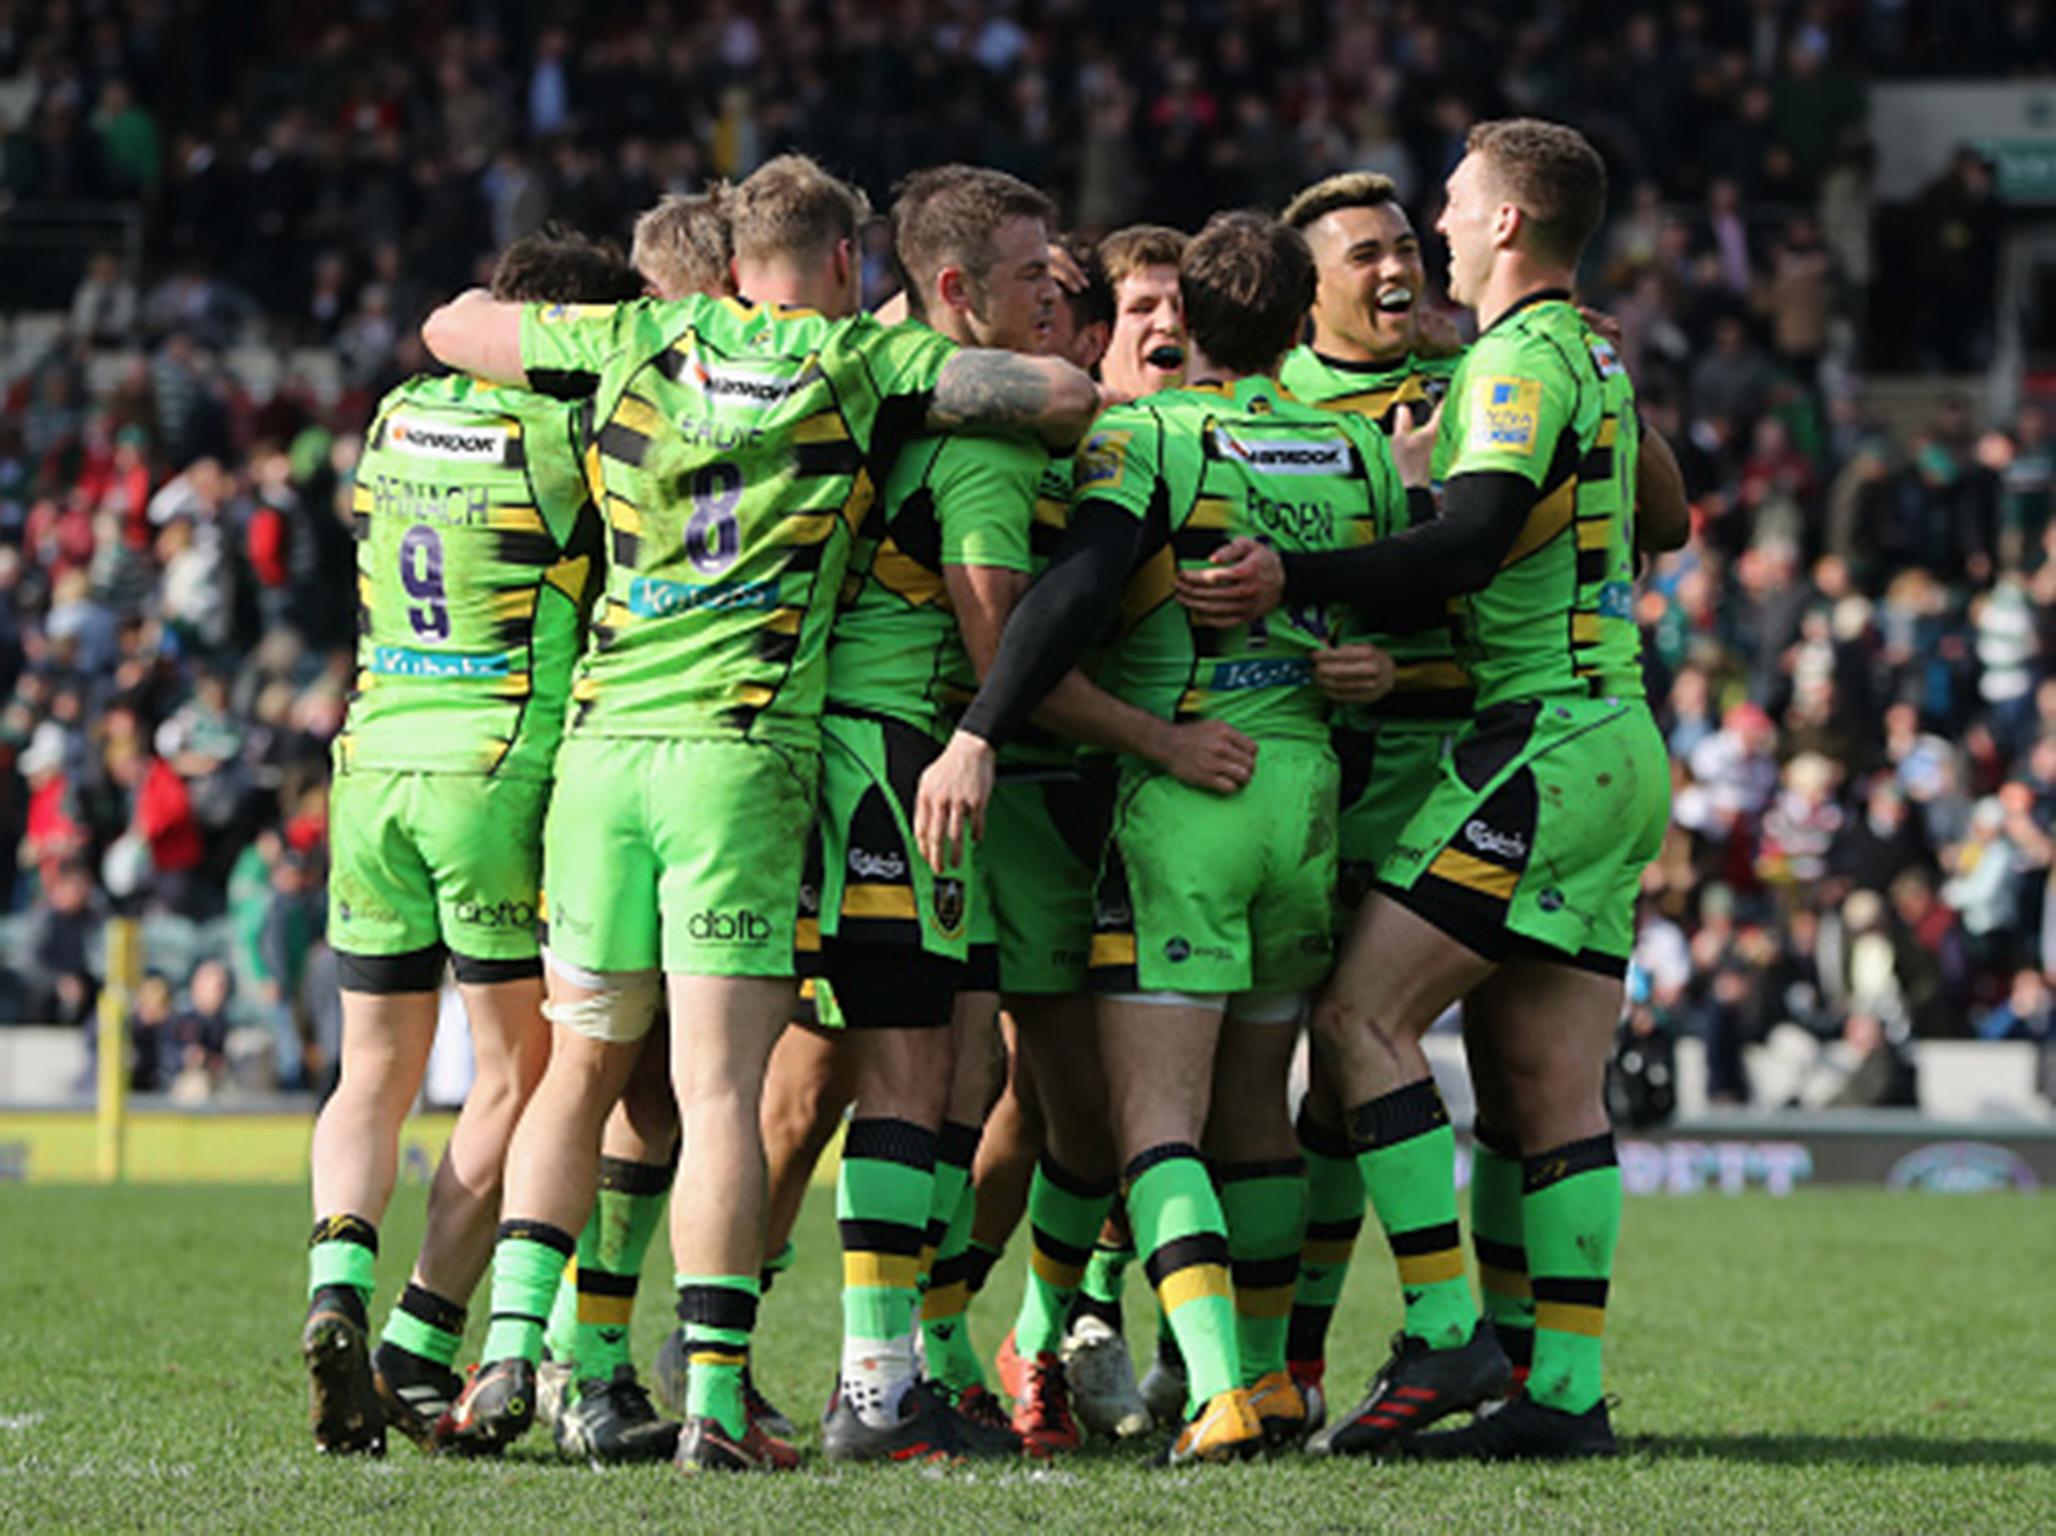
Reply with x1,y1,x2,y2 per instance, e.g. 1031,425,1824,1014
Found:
1026,1360,1075,1434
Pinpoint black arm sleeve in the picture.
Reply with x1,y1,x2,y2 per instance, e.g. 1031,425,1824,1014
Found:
1279,470,1538,613
956,499,1144,747
1405,486,1436,529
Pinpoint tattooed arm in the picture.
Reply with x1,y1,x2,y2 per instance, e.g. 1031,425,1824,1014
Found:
926,349,1101,449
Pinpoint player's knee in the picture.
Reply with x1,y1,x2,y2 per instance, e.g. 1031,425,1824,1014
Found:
541,962,662,1048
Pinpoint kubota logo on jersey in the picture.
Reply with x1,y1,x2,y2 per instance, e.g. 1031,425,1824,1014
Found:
388,416,511,464
1210,430,1349,475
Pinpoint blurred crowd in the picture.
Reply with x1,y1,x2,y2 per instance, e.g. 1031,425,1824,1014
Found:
1,1,2051,1106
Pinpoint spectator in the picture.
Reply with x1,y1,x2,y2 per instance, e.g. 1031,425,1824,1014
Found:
69,252,139,347
165,958,236,1099
21,860,101,1025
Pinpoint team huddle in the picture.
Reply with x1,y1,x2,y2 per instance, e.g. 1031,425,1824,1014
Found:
299,115,1687,1474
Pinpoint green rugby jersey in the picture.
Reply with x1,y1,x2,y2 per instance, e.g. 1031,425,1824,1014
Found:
1433,291,1643,708
1077,376,1403,748
1279,343,1469,727
827,423,1039,739
337,372,598,780
517,296,957,747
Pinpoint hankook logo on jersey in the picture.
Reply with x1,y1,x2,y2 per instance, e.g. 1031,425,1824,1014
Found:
1463,820,1530,861
848,848,907,883
1210,431,1349,476
388,416,512,464
689,362,801,409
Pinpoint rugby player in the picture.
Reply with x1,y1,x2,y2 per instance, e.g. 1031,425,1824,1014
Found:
418,153,1102,1472
301,229,642,1456
536,187,744,1464
1181,119,1675,1461
915,211,1413,1464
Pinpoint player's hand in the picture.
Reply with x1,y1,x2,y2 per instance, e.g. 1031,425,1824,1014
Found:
1175,536,1283,627
1578,305,1624,349
914,730,996,873
1415,306,1465,358
1050,242,1087,296
1390,401,1442,489
1160,718,1259,795
1313,643,1396,704
1095,379,1133,414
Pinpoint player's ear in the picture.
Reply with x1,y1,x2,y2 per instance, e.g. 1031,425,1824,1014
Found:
1073,319,1111,372
1494,201,1523,252
937,264,975,319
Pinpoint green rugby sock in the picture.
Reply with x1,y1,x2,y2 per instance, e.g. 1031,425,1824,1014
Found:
837,1118,936,1423
920,1123,986,1393
307,1215,379,1324
1524,1134,1620,1414
1215,1157,1307,1386
678,1276,759,1440
1014,1155,1116,1358
380,1282,465,1368
569,1155,673,1383
1287,1107,1363,1367
481,1221,577,1366
1127,1143,1239,1414
543,1260,579,1363
1349,1078,1476,1349
1470,1123,1534,1373
1073,1210,1133,1332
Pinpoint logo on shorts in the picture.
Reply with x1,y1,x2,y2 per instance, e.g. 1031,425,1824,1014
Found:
1164,936,1192,963
1463,820,1529,861
933,879,966,936
797,883,820,918
1537,888,1566,913
455,898,538,930
690,908,775,943
848,847,907,883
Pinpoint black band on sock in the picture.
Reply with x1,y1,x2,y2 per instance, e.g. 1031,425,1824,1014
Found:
1229,1253,1300,1289
1295,1104,1355,1160
397,1282,465,1334
309,1214,379,1254
1531,1275,1610,1308
1472,1120,1520,1159
1344,1077,1448,1152
1142,1232,1231,1289
936,1119,982,1169
929,1251,970,1288
963,1242,1002,1294
844,1117,939,1172
1073,1292,1122,1330
597,1154,675,1196
1523,1132,1618,1192
1039,1153,1115,1201
1124,1140,1203,1185
1387,1220,1463,1257
577,1267,639,1297
1210,1155,1306,1184
1030,1225,1094,1270
1473,1235,1528,1272
837,1218,926,1256
1305,1215,1364,1244
676,1284,759,1332
495,1218,576,1258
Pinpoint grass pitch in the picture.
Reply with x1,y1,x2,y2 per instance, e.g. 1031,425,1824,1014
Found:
1,1183,2051,1533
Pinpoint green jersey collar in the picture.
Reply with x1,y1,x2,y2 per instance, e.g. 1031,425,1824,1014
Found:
1481,286,1572,337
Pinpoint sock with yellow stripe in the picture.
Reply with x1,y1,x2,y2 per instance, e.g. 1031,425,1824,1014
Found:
677,1276,759,1439
1523,1132,1619,1414
1470,1122,1534,1375
1348,1078,1476,1350
1126,1143,1239,1415
564,1155,673,1384
1072,1208,1133,1333
838,1117,936,1428
1214,1157,1307,1386
1014,1155,1117,1357
920,1122,986,1393
1287,1106,1363,1368
307,1214,378,1327
380,1282,465,1369
481,1220,577,1365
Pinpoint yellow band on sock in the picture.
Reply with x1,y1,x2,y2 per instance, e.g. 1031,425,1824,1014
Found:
1157,1263,1232,1314
690,1348,747,1370
1234,1283,1296,1320
1535,1300,1606,1338
1029,1248,1088,1290
843,1252,923,1291
1302,1238,1356,1267
1479,1263,1533,1300
920,1280,969,1322
1395,1248,1467,1286
576,1293,635,1327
